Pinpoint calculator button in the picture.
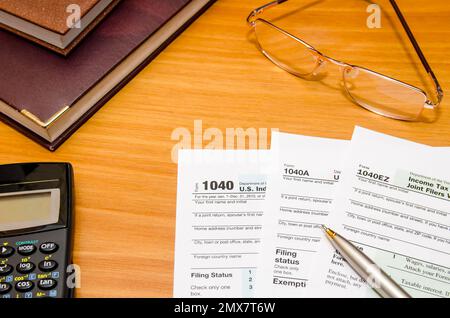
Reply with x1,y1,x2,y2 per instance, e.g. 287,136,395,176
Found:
38,260,58,272
39,242,58,254
17,244,36,256
15,280,34,293
0,246,14,258
16,262,36,274
38,279,57,291
0,282,12,294
0,264,13,276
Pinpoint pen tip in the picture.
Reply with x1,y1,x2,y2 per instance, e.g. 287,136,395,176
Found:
321,225,336,238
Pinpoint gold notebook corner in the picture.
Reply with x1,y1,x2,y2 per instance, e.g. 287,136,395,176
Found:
20,106,70,129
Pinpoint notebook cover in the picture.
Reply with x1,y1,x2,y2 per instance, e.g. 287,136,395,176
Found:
0,0,122,55
0,0,216,151
0,0,106,34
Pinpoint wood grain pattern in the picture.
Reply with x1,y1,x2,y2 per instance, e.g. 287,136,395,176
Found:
0,0,449,297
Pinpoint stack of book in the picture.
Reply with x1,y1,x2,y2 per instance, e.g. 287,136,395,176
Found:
0,0,215,150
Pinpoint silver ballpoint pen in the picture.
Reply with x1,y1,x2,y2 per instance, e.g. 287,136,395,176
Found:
321,225,411,298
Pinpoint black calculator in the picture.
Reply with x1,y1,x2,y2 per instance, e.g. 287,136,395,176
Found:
0,163,74,298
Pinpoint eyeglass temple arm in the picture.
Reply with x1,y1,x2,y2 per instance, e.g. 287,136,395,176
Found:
390,0,443,106
246,0,288,25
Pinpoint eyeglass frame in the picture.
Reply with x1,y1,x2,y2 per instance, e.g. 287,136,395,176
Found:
247,0,444,120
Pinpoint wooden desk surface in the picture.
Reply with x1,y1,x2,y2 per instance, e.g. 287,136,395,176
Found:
0,0,449,297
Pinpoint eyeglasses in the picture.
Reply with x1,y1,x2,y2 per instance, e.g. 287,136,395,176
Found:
247,0,444,121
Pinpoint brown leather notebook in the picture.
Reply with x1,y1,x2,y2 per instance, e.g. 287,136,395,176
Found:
0,0,122,55
0,0,215,151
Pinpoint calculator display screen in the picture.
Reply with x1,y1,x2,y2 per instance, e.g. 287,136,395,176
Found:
0,190,60,231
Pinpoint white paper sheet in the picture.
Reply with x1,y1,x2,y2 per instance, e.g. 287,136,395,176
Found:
256,131,348,297
313,127,450,298
173,150,273,297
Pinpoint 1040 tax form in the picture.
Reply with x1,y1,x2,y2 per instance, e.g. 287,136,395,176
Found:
173,150,273,297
